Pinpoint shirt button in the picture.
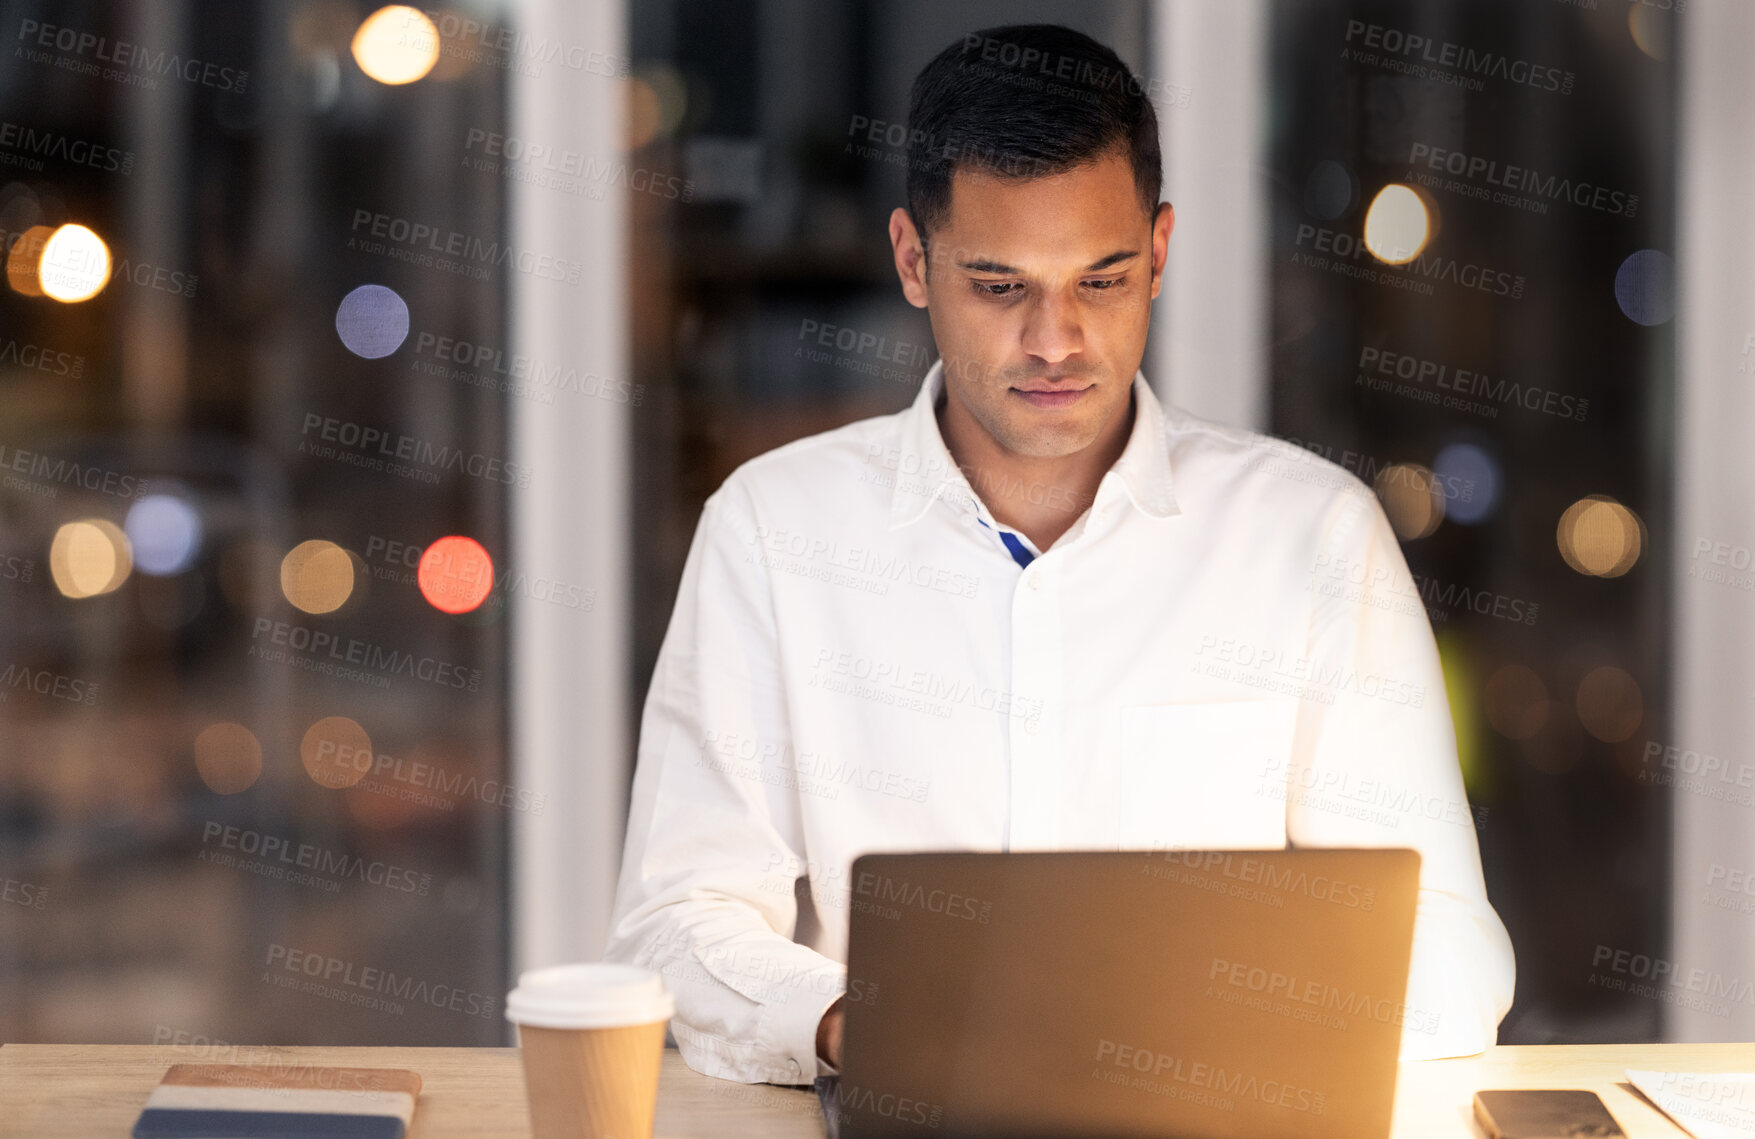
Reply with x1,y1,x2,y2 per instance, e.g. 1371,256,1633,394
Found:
789,1058,801,1077
1025,719,1040,735
1027,575,1041,591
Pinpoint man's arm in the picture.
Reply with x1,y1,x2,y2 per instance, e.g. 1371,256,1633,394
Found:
1288,486,1516,1059
604,482,846,1085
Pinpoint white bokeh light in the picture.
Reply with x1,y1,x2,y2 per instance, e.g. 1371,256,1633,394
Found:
125,493,204,576
335,283,411,358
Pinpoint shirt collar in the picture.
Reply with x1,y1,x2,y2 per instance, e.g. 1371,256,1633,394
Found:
885,360,1180,532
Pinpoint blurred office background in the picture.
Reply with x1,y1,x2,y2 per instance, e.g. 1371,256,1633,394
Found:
2,0,1751,1049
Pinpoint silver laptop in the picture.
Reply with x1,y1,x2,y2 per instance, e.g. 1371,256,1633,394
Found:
824,848,1421,1139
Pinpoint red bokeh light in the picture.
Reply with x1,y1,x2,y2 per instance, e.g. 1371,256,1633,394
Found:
417,535,494,614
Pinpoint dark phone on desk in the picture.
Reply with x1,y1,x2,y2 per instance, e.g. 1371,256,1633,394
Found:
1474,1089,1626,1139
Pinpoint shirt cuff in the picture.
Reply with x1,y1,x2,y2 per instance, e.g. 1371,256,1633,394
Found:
673,1020,801,1084
766,968,848,1084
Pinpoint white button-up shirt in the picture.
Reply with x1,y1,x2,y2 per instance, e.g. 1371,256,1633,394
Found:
605,361,1515,1085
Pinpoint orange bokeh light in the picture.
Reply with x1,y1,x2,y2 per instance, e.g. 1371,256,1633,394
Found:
418,535,494,614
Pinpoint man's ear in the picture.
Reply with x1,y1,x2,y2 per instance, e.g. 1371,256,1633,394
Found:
889,207,930,309
1149,201,1176,300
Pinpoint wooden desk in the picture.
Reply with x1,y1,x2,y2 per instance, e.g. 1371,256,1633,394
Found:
3,1042,1752,1137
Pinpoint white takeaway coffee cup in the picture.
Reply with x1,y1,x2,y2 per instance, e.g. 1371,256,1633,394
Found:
507,963,675,1139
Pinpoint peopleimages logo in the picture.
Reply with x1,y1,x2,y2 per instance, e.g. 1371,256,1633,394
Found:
16,19,250,91
461,129,693,202
404,9,629,77
0,333,84,377
1356,344,1588,423
1264,437,1477,503
829,1082,943,1129
1590,944,1755,1014
1093,1039,1326,1115
0,444,147,498
201,822,433,895
348,208,586,285
298,413,533,489
1342,20,1574,95
311,737,548,815
1406,143,1636,218
1206,957,1441,1034
411,332,644,407
250,617,482,693
0,662,98,705
264,944,496,1019
0,223,196,298
0,121,131,175
1192,633,1427,709
851,869,992,923
748,523,981,600
1,877,47,910
1153,850,1378,911
1293,224,1526,299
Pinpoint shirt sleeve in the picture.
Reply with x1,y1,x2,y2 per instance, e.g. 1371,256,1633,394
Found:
603,481,846,1085
1286,485,1516,1060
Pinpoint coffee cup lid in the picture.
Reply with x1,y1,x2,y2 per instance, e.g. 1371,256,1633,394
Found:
505,963,675,1030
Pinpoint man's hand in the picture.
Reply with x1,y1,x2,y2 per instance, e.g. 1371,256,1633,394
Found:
816,997,846,1069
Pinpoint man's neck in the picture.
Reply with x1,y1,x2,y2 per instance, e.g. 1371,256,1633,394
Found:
935,384,1136,554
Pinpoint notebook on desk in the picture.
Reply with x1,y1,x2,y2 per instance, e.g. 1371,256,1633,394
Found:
131,1063,422,1139
825,848,1421,1139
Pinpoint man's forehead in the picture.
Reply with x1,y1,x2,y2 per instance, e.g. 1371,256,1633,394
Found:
934,155,1150,267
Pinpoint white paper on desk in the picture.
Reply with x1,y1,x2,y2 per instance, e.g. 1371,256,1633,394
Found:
1626,1069,1755,1139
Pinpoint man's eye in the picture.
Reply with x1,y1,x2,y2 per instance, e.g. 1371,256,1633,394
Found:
1083,277,1123,290
972,281,1021,298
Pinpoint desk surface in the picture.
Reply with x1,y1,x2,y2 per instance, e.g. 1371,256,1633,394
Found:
3,1042,1753,1137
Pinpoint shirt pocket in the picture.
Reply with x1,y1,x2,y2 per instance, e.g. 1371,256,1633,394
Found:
1117,699,1298,850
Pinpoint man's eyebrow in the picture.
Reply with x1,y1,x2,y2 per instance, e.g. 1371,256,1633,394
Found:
1084,250,1140,272
954,251,1141,275
957,257,1021,274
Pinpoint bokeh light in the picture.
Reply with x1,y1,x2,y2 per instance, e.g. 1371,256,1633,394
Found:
124,493,204,576
1614,249,1674,326
38,223,112,302
627,78,663,149
335,283,410,358
50,518,133,599
1303,160,1357,221
351,5,439,85
1484,664,1550,741
1362,184,1430,265
279,539,356,614
5,224,52,296
1375,462,1445,540
1557,495,1643,578
1433,442,1500,526
627,65,689,148
193,722,263,795
300,716,373,789
1628,3,1672,60
418,535,495,614
1576,666,1643,743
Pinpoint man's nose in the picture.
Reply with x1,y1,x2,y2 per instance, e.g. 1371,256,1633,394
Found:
1018,288,1084,365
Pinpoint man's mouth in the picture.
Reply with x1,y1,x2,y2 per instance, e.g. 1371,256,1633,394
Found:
1010,383,1092,409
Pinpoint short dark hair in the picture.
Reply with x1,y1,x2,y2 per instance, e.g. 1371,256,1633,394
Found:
904,25,1162,241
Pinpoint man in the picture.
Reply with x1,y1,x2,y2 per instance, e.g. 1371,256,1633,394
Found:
605,23,1515,1084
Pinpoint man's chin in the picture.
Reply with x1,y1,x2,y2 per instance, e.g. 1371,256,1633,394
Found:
993,423,1100,461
